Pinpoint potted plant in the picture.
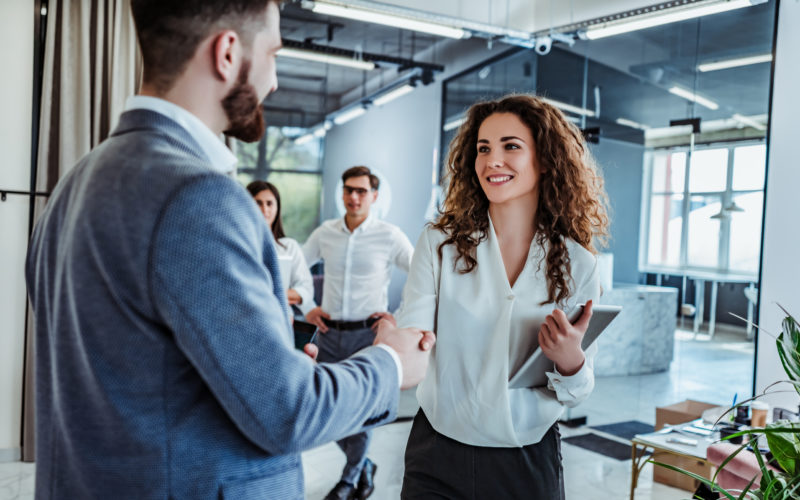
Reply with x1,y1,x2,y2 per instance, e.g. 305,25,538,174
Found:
653,305,800,499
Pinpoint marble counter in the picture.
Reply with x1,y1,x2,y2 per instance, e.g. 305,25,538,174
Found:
595,284,678,376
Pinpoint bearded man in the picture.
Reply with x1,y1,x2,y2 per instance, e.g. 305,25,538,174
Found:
25,2,434,499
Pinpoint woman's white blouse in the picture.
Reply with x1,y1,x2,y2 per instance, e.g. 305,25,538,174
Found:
276,237,315,315
396,220,600,447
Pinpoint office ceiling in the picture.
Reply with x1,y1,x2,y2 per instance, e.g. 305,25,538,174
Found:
267,0,777,143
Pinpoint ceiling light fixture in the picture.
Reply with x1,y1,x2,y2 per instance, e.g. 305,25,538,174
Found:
668,86,719,110
278,47,376,70
443,116,466,132
372,83,416,107
310,2,469,39
732,113,767,131
582,0,766,40
294,133,315,145
540,97,596,117
697,53,772,72
616,117,650,130
333,106,367,125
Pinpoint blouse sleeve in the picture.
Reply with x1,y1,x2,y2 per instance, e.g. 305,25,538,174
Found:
543,254,601,407
284,238,316,315
395,228,438,332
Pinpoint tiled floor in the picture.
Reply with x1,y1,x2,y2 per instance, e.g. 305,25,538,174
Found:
1,327,753,500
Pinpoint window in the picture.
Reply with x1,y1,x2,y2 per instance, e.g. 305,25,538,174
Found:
642,142,765,276
235,126,324,242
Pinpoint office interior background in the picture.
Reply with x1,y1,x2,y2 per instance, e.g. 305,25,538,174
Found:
1,0,798,498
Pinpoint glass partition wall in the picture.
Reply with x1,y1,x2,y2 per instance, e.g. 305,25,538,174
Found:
441,0,776,427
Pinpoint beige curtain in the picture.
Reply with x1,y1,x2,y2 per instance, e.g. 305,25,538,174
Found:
22,0,140,462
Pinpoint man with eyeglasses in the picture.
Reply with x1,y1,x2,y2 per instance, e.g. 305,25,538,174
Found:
303,165,414,500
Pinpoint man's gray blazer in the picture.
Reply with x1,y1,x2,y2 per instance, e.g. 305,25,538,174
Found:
25,109,399,499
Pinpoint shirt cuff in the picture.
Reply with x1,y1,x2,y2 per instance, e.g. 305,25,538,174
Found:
374,344,403,389
545,359,593,402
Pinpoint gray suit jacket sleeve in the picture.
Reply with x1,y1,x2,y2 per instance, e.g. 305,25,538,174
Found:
149,174,398,455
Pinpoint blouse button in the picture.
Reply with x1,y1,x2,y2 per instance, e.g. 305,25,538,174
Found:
507,294,515,300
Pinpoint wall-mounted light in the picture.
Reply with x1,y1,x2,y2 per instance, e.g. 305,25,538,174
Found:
668,86,719,110
732,113,767,131
616,117,650,130
278,47,376,70
582,0,766,40
309,1,469,39
698,53,772,72
373,83,416,107
332,106,368,126
540,97,596,117
443,116,466,132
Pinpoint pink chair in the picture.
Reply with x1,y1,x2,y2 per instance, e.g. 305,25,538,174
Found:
706,442,778,495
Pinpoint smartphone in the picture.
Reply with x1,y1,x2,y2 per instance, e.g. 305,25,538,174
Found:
293,320,318,350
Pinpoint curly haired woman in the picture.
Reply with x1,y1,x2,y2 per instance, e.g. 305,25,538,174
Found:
397,94,609,499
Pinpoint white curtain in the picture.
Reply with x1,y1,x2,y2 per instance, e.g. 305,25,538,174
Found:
23,0,141,462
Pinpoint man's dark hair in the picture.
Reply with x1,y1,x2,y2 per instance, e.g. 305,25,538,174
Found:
342,166,379,191
130,1,278,93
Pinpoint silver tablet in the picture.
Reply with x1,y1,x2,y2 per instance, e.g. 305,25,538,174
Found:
508,304,622,389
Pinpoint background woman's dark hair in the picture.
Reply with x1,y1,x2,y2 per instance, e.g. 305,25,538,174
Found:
246,180,286,245
434,94,610,305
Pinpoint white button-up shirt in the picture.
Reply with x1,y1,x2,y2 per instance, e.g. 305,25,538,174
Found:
276,237,315,315
124,96,237,174
397,219,600,447
303,215,414,320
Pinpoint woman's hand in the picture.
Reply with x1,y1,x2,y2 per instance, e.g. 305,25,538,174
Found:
287,288,302,305
538,300,593,376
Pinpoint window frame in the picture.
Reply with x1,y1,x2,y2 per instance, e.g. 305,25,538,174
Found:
639,139,765,279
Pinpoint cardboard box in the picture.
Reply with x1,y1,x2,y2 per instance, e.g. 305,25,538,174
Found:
655,399,718,431
653,399,719,491
652,450,713,492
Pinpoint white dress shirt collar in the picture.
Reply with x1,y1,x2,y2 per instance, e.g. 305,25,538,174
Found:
124,95,237,174
338,213,375,235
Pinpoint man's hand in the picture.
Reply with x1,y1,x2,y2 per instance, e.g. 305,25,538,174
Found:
305,306,330,333
374,324,435,390
303,343,318,362
287,288,302,305
538,300,593,376
369,311,396,332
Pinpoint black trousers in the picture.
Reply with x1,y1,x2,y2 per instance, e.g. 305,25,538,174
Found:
402,410,565,500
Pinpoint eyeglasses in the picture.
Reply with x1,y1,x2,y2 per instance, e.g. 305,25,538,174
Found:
343,186,374,197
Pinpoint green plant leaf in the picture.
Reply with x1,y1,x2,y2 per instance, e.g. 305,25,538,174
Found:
764,421,800,476
650,460,738,500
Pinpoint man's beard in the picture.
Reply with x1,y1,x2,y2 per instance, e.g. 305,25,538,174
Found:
222,60,266,143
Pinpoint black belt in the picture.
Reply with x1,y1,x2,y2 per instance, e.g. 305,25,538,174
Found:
323,317,378,331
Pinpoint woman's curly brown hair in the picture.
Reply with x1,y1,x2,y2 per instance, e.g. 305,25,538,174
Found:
434,94,610,305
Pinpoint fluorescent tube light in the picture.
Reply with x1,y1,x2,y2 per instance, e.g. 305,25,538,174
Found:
584,0,759,40
668,86,719,110
313,127,327,138
373,84,415,107
333,106,367,125
278,47,376,70
312,2,469,39
294,133,315,145
732,113,766,131
616,118,650,130
443,116,466,132
698,53,772,72
540,97,596,117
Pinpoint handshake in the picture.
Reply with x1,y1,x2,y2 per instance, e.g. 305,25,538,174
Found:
374,321,435,390
302,315,435,390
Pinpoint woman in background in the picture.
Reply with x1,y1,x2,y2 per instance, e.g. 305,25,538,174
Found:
247,181,315,317
397,94,609,499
